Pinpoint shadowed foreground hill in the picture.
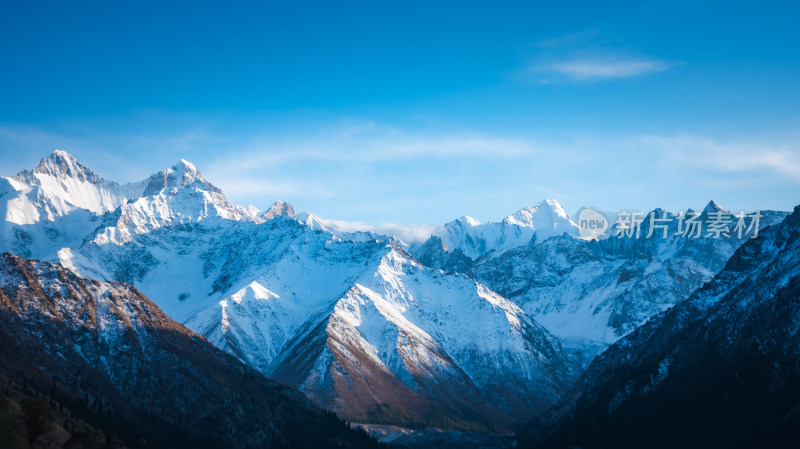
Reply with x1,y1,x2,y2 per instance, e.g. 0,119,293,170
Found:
0,252,380,449
518,206,800,449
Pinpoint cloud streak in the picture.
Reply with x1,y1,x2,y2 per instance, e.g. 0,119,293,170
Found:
638,134,800,181
211,123,538,169
540,58,672,81
520,31,674,83
320,219,437,244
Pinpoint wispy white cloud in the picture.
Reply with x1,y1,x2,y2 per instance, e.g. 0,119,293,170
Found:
637,133,800,181
208,122,538,169
519,31,675,83
533,30,600,49
540,58,672,81
321,219,437,243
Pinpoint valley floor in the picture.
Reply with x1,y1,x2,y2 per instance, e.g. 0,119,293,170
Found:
352,423,516,448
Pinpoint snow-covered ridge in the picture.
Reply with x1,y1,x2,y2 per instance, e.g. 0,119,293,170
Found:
426,199,580,260
412,200,790,366
5,150,127,222
3,151,265,224
0,151,291,256
2,151,409,248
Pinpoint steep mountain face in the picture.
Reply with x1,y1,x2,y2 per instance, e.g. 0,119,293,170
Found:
0,151,580,432
0,253,379,449
90,159,256,242
188,246,578,430
411,235,473,274
7,150,128,220
519,206,800,449
0,151,126,260
413,204,787,365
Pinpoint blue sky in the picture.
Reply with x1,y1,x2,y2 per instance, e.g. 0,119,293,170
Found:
1,0,799,225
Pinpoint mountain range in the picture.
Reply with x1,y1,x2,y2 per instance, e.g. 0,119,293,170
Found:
1,150,796,447
1,151,583,432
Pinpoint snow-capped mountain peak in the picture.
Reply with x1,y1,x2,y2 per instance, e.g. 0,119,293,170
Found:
136,158,220,197
3,150,127,223
504,198,576,230
294,210,329,230
428,199,580,260
702,199,727,214
454,215,481,226
17,150,102,185
261,200,295,220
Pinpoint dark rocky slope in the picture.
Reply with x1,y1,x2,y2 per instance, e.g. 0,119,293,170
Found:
0,253,380,449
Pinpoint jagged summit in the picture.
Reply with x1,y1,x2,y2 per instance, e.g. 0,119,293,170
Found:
0,151,346,241
294,210,327,230
422,234,448,251
16,149,105,185
177,158,197,170
3,150,127,221
431,200,580,260
139,158,219,196
453,215,481,226
43,149,81,167
702,199,727,214
505,199,572,227
261,200,295,220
